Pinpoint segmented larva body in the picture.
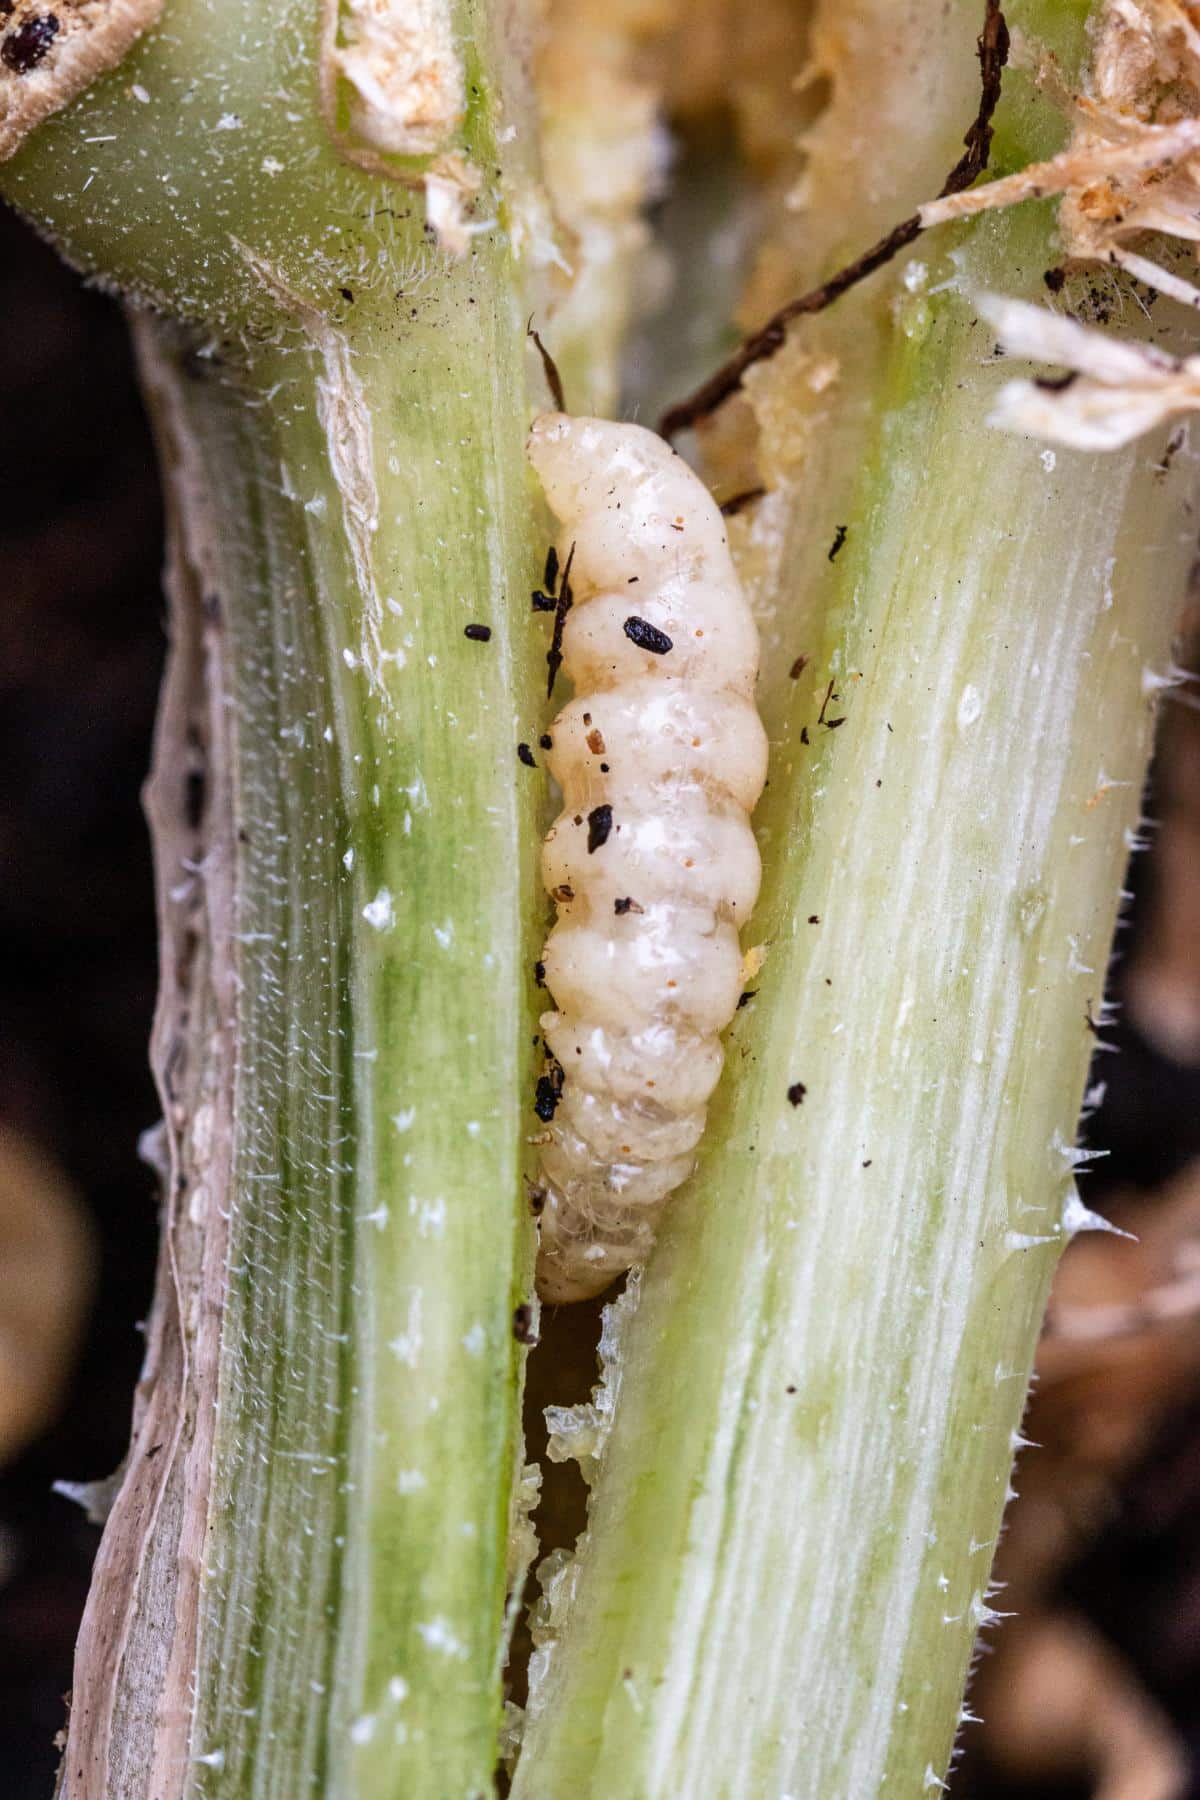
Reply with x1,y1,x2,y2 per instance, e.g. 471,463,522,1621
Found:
527,413,767,1303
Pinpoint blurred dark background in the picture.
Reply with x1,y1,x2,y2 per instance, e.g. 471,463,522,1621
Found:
0,205,162,1793
3,201,1200,1797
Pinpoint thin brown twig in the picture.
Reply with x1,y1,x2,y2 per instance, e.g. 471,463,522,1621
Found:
528,318,567,414
659,0,1010,441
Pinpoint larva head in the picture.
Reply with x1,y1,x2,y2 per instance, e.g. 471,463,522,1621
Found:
527,413,734,594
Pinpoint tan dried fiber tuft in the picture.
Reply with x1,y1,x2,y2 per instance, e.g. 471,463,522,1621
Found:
321,0,462,157
981,291,1200,447
922,0,1200,308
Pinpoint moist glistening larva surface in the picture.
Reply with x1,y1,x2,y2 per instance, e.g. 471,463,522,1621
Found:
527,413,767,1303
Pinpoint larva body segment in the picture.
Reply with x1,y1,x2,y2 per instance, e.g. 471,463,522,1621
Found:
527,413,767,1303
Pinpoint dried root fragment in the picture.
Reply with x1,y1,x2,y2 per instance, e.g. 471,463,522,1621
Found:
527,413,767,1302
981,291,1200,447
922,0,1200,307
0,0,161,160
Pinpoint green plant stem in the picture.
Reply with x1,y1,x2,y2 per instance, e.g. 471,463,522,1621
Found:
518,225,1192,1800
513,6,1197,1795
152,292,544,1799
2,1,551,1790
138,286,540,1800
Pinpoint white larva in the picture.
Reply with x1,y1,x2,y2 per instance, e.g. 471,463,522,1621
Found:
527,412,768,1304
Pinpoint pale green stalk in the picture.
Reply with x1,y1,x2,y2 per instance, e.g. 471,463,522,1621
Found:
3,1,552,1793
513,3,1198,1794
144,307,540,1800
